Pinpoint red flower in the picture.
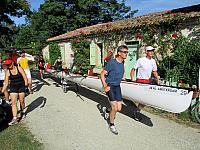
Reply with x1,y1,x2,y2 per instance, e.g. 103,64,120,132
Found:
172,33,177,39
76,40,80,43
108,51,113,55
178,80,182,83
181,83,185,87
135,32,143,39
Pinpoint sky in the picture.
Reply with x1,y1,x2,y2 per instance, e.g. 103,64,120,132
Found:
12,0,200,25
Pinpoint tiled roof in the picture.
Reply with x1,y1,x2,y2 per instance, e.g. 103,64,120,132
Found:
47,5,200,42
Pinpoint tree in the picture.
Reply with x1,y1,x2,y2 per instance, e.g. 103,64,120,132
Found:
0,0,31,48
55,0,134,30
159,35,200,85
14,1,70,51
14,25,34,48
14,0,135,53
72,41,91,74
49,43,61,64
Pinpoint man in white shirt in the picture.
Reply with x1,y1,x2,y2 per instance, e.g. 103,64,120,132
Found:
130,46,160,121
0,60,9,103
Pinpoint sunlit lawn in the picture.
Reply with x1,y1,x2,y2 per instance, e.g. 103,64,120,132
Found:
0,123,43,150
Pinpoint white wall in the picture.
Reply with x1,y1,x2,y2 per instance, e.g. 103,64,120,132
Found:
42,45,50,62
59,42,74,68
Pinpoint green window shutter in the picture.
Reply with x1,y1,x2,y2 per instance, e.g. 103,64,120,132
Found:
90,42,96,65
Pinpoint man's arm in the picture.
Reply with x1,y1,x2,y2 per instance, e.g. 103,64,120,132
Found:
2,70,9,93
17,58,20,66
25,53,34,61
100,69,110,92
153,71,160,85
130,68,136,81
54,59,57,66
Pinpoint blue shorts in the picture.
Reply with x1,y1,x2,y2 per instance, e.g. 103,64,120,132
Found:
106,85,122,101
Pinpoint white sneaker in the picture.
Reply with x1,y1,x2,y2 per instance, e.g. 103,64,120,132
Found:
5,100,12,105
102,107,109,120
21,112,26,120
8,118,18,126
17,112,26,120
109,125,118,135
133,110,141,121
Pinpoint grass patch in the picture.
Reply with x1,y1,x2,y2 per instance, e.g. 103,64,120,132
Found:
0,123,43,150
144,107,200,129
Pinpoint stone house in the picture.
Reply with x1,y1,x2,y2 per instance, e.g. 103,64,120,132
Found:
42,42,73,68
47,4,200,79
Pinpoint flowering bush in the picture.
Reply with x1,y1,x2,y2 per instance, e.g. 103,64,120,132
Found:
159,35,200,85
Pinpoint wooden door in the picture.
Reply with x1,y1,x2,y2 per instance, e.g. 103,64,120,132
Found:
124,44,138,80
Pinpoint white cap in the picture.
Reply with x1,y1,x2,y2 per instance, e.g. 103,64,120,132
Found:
145,46,155,52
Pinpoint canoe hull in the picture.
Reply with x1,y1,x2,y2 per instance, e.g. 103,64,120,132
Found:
55,72,193,113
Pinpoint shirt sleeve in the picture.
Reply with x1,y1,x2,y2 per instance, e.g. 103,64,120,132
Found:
25,53,34,61
134,59,141,69
17,58,20,64
152,59,157,71
105,60,113,73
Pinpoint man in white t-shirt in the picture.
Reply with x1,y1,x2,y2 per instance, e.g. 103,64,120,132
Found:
0,60,9,103
130,46,160,121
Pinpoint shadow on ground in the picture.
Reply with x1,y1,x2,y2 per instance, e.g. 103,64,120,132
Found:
30,70,55,92
0,103,12,132
76,86,153,127
46,72,153,127
25,96,46,115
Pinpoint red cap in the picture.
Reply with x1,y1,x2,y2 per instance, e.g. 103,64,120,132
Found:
4,60,13,65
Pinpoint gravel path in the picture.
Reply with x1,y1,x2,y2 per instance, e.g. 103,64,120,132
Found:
24,76,200,150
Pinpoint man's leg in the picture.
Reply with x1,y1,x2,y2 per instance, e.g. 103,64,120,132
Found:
109,102,117,124
138,103,145,111
102,95,112,120
24,69,33,94
133,103,144,121
40,69,44,79
28,78,33,94
109,101,118,135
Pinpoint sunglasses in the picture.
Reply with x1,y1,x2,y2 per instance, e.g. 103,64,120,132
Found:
120,51,129,54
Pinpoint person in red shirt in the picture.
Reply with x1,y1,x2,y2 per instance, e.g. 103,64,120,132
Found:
104,49,113,66
11,52,18,64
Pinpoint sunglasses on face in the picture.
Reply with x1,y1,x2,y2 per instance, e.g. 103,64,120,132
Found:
120,51,129,54
5,65,11,68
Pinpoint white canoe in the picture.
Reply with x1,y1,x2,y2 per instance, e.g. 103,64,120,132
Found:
53,71,193,113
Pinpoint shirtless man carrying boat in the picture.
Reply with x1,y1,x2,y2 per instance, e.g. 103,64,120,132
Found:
100,45,128,135
130,46,160,121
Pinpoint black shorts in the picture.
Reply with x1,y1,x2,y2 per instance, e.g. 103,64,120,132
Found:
0,80,4,87
38,66,45,70
10,84,26,93
106,84,122,101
